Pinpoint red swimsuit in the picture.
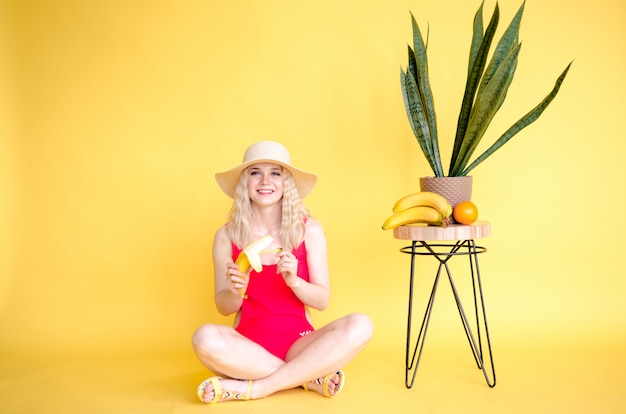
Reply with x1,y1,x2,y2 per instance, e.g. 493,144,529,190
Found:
233,241,315,360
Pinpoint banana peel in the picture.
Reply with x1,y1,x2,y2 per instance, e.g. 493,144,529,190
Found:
234,235,281,298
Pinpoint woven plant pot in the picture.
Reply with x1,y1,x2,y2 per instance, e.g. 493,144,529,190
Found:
419,176,473,223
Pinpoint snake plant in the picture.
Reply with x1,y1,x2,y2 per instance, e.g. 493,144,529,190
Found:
401,1,572,177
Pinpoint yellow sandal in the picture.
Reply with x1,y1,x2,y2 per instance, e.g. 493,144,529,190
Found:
196,376,252,404
303,370,345,397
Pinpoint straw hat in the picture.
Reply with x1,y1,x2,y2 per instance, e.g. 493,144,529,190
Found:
215,141,317,199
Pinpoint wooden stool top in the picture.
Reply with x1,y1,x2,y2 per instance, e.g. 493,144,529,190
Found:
392,221,490,241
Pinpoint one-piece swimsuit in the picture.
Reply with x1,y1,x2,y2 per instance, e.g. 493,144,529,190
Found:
233,240,314,360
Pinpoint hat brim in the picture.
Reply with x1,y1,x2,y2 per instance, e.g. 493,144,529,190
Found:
215,159,317,199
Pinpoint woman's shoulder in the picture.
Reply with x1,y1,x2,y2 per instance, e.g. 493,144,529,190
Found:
215,223,228,236
305,216,322,229
214,224,231,246
304,216,325,239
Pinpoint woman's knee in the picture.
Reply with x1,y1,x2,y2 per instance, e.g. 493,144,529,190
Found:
344,313,374,347
192,324,229,356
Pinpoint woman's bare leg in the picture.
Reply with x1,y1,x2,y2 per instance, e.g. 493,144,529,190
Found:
192,324,285,379
192,323,290,403
252,313,373,398
192,313,373,401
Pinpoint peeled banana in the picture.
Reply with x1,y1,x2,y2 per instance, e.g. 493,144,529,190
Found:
382,191,452,230
236,235,273,272
393,191,452,218
235,235,275,298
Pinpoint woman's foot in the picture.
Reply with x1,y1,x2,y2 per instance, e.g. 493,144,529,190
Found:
197,376,252,404
303,371,345,397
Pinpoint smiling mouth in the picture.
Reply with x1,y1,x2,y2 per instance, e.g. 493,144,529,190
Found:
257,189,274,195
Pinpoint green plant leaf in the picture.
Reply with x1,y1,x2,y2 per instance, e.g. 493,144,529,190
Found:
410,14,443,176
407,42,418,85
467,1,485,79
449,2,500,175
451,43,521,176
476,1,524,103
460,61,573,176
401,68,439,175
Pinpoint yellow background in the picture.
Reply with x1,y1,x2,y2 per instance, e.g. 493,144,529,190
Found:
1,0,625,412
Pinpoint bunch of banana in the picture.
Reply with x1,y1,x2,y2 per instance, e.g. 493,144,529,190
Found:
235,235,282,298
382,191,452,230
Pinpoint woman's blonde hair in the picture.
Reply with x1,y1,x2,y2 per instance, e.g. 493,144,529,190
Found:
226,167,311,251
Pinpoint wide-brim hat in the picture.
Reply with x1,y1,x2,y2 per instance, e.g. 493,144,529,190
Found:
215,141,317,199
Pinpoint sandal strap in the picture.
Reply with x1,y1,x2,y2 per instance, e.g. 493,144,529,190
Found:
197,377,251,404
196,376,223,404
246,379,252,399
302,370,345,398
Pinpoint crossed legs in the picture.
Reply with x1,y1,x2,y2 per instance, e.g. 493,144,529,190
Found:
191,312,373,402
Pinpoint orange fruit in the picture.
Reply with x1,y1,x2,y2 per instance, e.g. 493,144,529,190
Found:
453,201,478,225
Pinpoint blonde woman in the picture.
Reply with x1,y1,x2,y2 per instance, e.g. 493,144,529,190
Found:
192,141,373,404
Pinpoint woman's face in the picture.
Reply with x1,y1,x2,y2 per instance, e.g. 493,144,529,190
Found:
246,163,284,205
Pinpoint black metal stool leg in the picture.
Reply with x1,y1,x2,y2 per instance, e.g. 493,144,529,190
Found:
468,240,496,387
402,240,496,388
444,240,496,387
405,241,444,388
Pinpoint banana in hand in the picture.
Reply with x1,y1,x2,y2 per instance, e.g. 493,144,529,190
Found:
235,235,278,298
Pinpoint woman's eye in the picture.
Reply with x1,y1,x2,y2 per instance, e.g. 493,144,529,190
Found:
272,171,282,176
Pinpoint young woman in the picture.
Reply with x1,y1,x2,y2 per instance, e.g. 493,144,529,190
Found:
192,141,373,404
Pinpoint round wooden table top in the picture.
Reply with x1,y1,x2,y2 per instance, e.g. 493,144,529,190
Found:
392,221,490,241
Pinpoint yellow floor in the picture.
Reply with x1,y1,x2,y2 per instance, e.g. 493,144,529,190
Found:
1,335,624,414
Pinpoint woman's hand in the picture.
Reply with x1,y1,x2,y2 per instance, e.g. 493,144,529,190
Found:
225,262,249,297
277,251,301,289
